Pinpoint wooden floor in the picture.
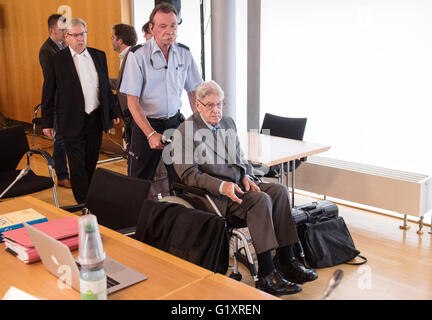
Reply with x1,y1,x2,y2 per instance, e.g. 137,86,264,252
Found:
6,133,432,300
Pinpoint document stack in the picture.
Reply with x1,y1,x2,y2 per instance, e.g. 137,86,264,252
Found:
0,208,47,242
2,216,79,264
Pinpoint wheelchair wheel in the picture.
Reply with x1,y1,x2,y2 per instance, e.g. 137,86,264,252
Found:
159,196,194,209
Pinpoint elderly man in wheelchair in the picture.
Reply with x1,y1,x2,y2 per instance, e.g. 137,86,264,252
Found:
166,80,317,296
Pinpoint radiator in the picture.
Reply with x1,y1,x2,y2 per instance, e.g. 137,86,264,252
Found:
294,156,432,218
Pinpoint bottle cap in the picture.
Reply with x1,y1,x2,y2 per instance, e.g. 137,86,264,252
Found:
78,214,106,266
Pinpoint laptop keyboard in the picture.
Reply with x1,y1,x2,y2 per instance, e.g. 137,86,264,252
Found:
76,262,120,289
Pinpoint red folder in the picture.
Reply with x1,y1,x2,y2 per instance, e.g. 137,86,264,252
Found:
2,217,79,264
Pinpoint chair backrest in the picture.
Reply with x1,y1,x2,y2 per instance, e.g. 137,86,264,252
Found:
260,113,307,141
85,168,152,231
0,126,30,172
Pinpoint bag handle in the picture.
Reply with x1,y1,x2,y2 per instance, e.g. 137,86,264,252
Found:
345,254,367,265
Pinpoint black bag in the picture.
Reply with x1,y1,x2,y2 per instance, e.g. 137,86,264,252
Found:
292,200,338,225
298,216,367,268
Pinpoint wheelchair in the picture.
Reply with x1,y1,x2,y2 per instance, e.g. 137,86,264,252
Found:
160,182,260,287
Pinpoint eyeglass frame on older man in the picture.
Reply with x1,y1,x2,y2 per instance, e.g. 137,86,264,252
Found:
196,99,225,109
66,31,87,39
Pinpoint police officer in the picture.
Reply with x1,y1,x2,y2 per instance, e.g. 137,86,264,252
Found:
120,3,202,182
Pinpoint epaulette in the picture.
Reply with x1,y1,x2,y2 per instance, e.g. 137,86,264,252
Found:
176,42,190,51
130,44,143,53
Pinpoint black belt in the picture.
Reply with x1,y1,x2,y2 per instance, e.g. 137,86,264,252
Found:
148,110,180,123
86,107,100,117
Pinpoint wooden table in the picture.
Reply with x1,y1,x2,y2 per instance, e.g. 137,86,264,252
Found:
0,196,278,300
159,273,278,300
239,131,331,206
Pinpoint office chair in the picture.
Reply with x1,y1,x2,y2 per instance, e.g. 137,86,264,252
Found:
81,168,152,236
160,182,260,287
31,104,43,147
0,126,59,207
258,113,307,177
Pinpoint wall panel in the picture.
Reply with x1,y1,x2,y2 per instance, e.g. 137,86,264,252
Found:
0,0,131,123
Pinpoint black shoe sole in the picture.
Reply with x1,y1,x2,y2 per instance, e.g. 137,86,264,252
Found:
281,273,318,285
259,284,302,296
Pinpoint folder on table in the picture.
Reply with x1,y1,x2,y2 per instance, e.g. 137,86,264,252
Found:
2,216,78,264
0,208,47,241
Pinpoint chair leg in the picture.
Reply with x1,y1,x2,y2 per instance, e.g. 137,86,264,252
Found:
48,165,59,207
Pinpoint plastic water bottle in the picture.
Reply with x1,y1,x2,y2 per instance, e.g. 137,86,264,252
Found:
78,214,107,300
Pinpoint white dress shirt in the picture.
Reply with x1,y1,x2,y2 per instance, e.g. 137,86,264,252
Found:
69,47,100,114
119,46,131,69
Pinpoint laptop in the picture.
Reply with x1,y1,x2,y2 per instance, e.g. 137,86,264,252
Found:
24,222,147,295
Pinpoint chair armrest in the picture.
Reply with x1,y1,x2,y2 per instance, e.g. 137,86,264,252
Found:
61,204,86,213
172,182,207,197
28,149,55,167
116,226,136,237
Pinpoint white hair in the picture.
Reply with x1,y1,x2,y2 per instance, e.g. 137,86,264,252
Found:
196,80,224,101
66,18,87,32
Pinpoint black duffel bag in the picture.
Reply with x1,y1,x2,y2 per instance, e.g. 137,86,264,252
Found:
297,215,367,268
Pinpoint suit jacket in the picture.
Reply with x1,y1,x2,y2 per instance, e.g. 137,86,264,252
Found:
41,46,117,138
39,38,63,109
39,38,62,78
135,199,229,274
172,112,254,215
109,47,131,114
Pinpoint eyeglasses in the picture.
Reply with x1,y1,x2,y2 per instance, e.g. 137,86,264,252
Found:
197,99,225,109
67,31,87,39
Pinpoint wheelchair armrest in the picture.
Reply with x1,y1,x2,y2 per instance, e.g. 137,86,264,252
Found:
172,182,207,197
28,149,55,167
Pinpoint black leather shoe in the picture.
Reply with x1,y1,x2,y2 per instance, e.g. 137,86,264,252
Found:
257,270,302,296
275,257,318,284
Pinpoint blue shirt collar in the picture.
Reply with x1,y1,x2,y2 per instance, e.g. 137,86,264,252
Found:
150,37,178,57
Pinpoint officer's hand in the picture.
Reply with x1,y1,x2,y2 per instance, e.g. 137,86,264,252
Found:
222,182,244,204
242,176,260,192
43,128,55,139
148,132,164,150
112,118,120,125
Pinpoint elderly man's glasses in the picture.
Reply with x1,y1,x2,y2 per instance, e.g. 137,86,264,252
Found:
67,32,87,39
197,99,225,109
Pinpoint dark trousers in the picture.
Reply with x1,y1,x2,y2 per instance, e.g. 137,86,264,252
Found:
227,182,299,254
127,112,183,185
63,109,103,204
53,112,69,180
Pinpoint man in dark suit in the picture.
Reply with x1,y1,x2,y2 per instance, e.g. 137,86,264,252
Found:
39,14,71,188
171,81,318,296
109,23,138,147
41,18,119,204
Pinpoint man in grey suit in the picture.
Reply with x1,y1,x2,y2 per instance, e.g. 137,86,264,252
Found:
39,14,71,188
110,23,138,146
170,81,318,296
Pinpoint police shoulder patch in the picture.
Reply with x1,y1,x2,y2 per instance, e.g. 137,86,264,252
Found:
176,42,190,51
130,44,143,53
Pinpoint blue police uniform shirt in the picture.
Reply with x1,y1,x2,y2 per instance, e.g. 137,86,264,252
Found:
119,37,203,119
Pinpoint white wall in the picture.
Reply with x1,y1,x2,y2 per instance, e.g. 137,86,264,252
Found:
260,0,432,176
